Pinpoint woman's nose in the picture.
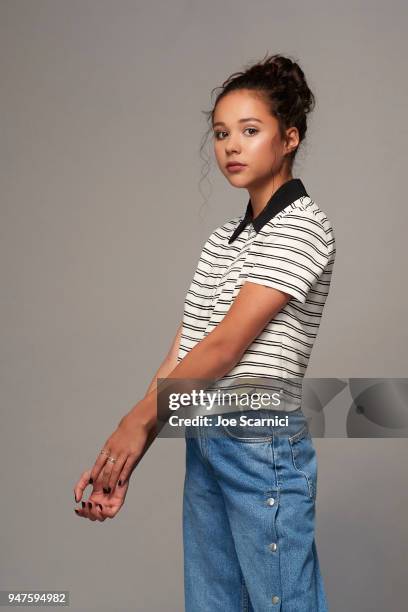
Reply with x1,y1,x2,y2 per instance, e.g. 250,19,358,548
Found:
225,139,241,154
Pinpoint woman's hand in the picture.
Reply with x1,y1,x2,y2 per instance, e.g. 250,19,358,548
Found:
73,467,130,521
73,412,156,521
92,413,153,492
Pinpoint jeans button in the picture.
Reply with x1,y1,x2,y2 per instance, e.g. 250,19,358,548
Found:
272,595,280,604
269,542,278,552
266,497,275,506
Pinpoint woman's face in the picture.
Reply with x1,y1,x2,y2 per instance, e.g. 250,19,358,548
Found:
212,89,298,188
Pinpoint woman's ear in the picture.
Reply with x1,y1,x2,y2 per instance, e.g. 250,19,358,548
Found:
284,126,300,155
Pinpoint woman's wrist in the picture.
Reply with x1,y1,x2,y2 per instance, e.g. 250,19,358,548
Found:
123,394,157,433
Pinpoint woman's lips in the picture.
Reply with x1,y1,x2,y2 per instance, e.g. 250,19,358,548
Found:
226,164,247,173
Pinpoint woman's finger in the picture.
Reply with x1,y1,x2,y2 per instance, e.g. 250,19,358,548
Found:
102,451,125,493
85,500,101,522
74,506,84,518
101,456,115,493
83,500,110,519
74,500,105,521
116,455,137,488
100,503,117,520
95,503,107,521
106,452,128,492
86,501,97,521
73,469,92,503
75,500,92,520
88,439,113,485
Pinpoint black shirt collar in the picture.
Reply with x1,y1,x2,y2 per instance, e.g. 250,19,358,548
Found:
228,178,309,244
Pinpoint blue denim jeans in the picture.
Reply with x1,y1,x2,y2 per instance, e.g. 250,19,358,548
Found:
182,407,329,611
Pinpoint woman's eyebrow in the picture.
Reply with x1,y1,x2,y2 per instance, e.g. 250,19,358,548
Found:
213,117,264,128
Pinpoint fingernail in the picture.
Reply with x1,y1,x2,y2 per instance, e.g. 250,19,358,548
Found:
88,502,92,508
89,477,93,484
81,501,85,508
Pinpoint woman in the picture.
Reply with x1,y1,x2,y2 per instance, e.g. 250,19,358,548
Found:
74,53,335,611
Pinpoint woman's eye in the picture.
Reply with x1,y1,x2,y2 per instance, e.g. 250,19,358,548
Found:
213,128,258,140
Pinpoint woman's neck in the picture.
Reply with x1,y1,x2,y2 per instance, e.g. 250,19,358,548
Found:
248,173,294,219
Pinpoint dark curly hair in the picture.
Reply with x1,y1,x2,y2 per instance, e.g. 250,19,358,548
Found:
198,53,315,215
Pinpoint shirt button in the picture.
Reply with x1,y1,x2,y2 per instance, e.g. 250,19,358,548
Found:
266,497,275,506
269,542,278,552
272,595,280,604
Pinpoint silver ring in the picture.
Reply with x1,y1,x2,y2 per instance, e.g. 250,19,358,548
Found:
107,456,117,464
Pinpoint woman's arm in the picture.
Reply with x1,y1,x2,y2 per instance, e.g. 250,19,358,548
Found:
126,282,292,432
85,281,292,499
143,321,183,397
73,322,184,518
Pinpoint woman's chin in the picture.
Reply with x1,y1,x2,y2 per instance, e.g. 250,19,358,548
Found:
226,174,252,188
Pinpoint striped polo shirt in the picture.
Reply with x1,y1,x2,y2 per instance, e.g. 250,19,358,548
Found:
176,178,336,412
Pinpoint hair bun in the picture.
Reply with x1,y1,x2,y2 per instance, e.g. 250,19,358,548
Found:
248,54,314,114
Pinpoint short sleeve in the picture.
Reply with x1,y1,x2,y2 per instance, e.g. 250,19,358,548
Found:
245,210,329,304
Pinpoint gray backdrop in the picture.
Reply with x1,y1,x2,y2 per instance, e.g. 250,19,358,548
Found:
1,1,407,610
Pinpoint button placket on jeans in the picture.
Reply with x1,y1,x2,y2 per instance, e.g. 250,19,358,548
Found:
265,490,281,607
